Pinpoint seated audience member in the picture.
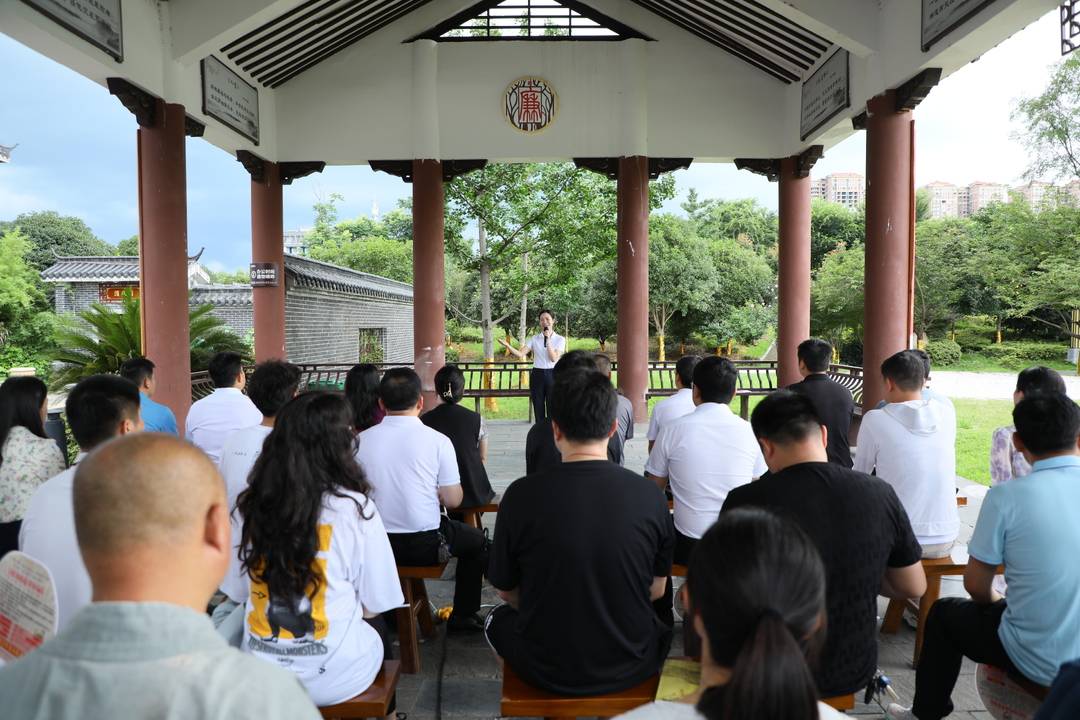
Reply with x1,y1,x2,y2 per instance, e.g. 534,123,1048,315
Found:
615,507,846,720
647,355,700,455
888,392,1080,720
487,369,674,697
214,360,302,636
0,376,65,558
355,368,488,634
219,360,302,503
875,349,953,411
786,338,854,467
854,350,959,558
185,352,261,464
225,393,403,710
1034,658,1080,720
421,364,496,511
723,390,925,699
345,363,384,433
20,375,143,631
0,433,321,719
594,353,634,466
118,357,177,434
990,365,1066,485
646,355,766,565
525,351,621,474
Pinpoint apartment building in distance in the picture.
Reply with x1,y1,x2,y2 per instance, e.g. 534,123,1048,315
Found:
809,173,865,210
922,180,1008,219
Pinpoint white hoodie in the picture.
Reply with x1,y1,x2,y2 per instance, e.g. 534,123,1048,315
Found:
854,398,960,545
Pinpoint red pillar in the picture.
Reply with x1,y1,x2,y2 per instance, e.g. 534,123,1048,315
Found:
777,156,812,387
137,100,192,431
412,160,445,412
617,156,650,422
863,90,914,409
251,162,286,361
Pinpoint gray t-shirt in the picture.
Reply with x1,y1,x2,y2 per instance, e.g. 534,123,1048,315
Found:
0,602,322,720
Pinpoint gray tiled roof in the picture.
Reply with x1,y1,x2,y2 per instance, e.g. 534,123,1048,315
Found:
40,256,141,282
284,255,413,302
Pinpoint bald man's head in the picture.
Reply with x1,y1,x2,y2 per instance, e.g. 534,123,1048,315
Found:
74,433,226,558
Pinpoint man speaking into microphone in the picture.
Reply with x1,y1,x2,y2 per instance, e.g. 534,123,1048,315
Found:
499,308,565,422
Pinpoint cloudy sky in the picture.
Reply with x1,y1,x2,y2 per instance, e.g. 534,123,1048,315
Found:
0,9,1065,272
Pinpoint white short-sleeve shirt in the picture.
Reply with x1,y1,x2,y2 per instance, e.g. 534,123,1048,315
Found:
235,492,404,706
354,416,460,533
185,388,263,465
523,333,565,370
19,458,90,632
646,388,697,442
218,424,274,598
645,403,767,539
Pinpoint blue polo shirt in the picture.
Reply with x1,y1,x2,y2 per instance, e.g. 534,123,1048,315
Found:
139,392,177,434
969,454,1080,686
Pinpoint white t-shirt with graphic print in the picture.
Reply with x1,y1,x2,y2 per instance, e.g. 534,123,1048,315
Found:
228,491,403,706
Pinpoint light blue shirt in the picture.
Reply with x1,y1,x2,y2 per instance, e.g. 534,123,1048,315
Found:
969,454,1080,686
0,602,321,719
139,393,177,434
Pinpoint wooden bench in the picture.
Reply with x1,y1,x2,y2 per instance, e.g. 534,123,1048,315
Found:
396,564,447,674
456,498,500,530
501,658,663,719
319,660,401,719
880,553,1004,669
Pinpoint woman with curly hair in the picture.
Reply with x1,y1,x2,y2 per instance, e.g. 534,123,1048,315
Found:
0,376,65,557
227,392,403,711
616,507,843,720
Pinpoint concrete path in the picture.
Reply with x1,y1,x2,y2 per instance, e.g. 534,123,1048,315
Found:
925,369,1080,400
394,420,995,720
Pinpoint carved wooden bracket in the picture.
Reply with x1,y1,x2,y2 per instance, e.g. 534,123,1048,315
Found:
235,150,266,183
895,68,942,112
649,158,693,179
185,116,205,138
575,157,693,180
107,78,158,128
443,160,487,181
797,145,824,178
574,158,619,180
281,161,325,185
370,160,414,183
852,111,867,130
734,158,781,182
370,160,487,183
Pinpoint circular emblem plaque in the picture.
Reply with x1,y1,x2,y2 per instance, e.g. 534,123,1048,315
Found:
503,77,558,133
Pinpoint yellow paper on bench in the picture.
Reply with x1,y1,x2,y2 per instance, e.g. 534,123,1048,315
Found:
656,659,701,701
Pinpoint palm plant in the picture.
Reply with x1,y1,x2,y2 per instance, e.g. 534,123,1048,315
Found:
50,294,253,389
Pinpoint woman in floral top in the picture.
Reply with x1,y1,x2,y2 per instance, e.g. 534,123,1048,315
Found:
0,376,66,556
989,365,1067,485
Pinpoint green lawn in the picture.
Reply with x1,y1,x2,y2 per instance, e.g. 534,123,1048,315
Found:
942,353,1076,374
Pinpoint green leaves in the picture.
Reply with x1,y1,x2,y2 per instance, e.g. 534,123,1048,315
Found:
1011,54,1080,183
49,294,253,390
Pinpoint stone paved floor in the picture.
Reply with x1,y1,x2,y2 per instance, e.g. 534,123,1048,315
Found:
390,420,995,720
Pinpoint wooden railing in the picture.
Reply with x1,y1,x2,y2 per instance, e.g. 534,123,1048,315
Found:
191,360,865,419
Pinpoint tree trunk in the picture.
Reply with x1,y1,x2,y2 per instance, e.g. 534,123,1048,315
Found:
518,252,529,344
479,218,495,361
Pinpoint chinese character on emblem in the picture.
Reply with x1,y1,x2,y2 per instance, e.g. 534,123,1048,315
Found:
504,78,557,133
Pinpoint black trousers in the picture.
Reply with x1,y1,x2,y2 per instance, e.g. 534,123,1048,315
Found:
388,515,487,618
0,520,21,559
912,597,1027,720
653,525,698,628
530,368,554,422
364,615,396,714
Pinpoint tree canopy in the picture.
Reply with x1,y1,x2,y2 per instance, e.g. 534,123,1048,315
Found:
0,211,115,271
1011,54,1080,182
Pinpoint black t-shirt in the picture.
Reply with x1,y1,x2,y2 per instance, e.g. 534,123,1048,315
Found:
525,418,622,475
489,460,675,696
787,374,855,468
722,462,921,697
